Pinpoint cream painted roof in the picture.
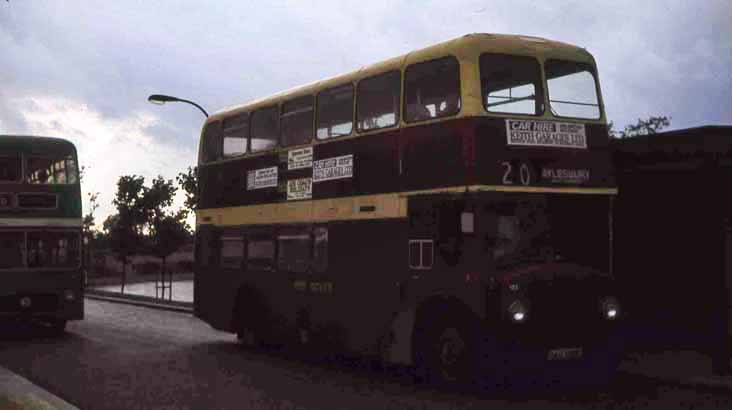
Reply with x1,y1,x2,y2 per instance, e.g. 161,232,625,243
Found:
207,33,594,124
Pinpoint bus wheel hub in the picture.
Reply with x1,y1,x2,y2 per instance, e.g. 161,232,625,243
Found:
439,327,465,368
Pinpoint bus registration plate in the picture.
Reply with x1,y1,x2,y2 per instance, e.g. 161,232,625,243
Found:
547,347,583,361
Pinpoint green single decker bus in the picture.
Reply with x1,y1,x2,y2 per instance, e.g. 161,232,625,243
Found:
194,33,623,388
0,135,84,334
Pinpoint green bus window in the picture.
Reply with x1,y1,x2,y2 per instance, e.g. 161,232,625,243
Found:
247,234,275,271
27,156,76,185
27,231,80,268
480,54,543,116
277,228,312,273
202,122,222,163
357,71,401,132
66,157,78,184
405,57,461,122
222,113,249,157
281,96,314,147
0,232,24,269
220,235,244,269
546,60,601,120
250,106,279,153
317,84,354,140
312,227,328,273
0,156,22,182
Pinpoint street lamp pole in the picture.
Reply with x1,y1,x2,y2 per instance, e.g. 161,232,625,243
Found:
147,94,209,118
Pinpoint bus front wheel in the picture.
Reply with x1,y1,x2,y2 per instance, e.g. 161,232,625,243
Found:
415,311,479,387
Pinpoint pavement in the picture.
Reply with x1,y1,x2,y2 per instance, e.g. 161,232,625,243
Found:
0,365,78,410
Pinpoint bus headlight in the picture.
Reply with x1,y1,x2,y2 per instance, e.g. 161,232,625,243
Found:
508,300,529,323
601,296,620,320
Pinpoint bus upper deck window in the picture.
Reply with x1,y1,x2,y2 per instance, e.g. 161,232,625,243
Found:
250,106,279,153
317,84,354,140
202,122,223,163
480,54,543,116
222,113,248,158
546,60,601,120
281,95,314,147
357,71,401,132
405,56,461,122
0,156,22,182
27,156,75,184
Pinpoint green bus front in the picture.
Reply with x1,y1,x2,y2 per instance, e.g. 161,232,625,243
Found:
0,136,84,332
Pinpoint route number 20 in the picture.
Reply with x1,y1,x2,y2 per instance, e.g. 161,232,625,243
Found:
501,161,532,186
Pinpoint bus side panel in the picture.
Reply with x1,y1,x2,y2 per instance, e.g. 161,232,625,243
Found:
401,120,468,192
474,118,615,188
291,219,407,356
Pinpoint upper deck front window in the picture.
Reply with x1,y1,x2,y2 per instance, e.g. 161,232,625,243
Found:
26,155,78,185
546,60,601,120
0,156,21,182
481,54,543,116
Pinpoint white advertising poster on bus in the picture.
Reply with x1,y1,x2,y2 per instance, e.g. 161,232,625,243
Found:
313,154,353,182
288,147,313,170
287,177,312,200
506,120,587,149
246,166,278,190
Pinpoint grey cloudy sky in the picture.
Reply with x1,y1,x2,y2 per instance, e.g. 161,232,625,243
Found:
1,0,730,222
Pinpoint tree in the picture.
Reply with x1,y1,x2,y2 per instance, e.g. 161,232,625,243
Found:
108,175,147,293
176,166,198,213
82,191,100,274
609,116,671,139
143,176,191,276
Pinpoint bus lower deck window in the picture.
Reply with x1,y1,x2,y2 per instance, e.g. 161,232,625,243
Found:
247,236,275,271
0,232,24,269
220,236,245,269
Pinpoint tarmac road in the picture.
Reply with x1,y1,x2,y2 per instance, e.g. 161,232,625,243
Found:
0,299,730,410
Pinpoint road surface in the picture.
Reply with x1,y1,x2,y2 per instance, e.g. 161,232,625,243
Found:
0,300,730,409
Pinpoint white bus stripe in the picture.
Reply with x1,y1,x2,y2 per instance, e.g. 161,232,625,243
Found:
0,218,83,228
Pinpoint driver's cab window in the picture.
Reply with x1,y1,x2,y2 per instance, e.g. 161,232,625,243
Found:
484,196,552,267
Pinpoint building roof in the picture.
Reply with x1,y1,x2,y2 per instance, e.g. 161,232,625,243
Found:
613,125,732,162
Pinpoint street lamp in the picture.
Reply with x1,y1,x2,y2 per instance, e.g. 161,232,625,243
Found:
148,94,209,118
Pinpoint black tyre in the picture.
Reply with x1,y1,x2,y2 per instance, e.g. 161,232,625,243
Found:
415,311,479,388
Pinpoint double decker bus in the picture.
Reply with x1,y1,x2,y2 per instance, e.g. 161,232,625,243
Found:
0,136,83,334
194,33,622,386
